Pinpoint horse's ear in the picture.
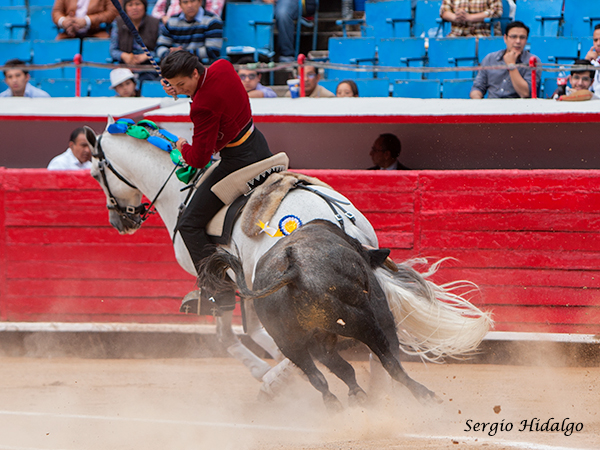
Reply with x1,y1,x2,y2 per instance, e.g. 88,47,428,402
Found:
83,126,97,150
106,115,115,128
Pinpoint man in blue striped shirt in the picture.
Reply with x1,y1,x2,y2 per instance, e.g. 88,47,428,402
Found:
155,0,222,63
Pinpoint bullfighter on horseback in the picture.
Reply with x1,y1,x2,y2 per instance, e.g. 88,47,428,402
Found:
160,50,273,312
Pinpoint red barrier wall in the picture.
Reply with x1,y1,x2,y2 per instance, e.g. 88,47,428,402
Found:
1,168,599,334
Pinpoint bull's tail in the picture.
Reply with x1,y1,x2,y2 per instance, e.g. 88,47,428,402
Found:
198,247,299,300
374,258,493,362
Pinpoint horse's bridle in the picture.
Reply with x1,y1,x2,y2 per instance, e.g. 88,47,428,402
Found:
93,134,176,230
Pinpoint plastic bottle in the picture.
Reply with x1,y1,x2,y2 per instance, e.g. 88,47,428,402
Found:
553,67,568,99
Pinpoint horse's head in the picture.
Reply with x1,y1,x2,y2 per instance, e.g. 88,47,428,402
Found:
86,123,146,235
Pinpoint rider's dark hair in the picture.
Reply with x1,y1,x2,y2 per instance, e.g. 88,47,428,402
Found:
570,58,595,79
160,50,205,79
505,21,530,38
69,127,86,143
378,133,402,159
3,58,28,76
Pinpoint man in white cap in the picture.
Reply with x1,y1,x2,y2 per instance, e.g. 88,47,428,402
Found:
110,68,139,97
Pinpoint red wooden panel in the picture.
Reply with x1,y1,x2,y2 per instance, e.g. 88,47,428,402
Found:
421,191,600,213
1,170,95,190
486,305,600,327
421,211,600,233
477,285,600,307
339,191,414,213
6,279,195,298
364,212,414,231
415,249,600,271
419,170,600,192
4,310,217,325
433,268,600,291
6,227,173,245
6,261,192,281
0,169,6,321
6,243,179,263
421,230,600,252
376,231,414,250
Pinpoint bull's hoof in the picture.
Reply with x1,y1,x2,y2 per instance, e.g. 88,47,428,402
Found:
348,388,368,407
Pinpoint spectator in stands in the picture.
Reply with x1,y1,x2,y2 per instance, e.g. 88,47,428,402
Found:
236,57,277,98
110,0,160,82
109,68,140,97
52,0,118,39
155,0,223,63
0,59,50,98
368,133,410,170
470,21,540,99
47,127,92,170
284,65,335,98
336,79,359,97
262,0,318,62
440,0,503,37
152,0,224,25
584,24,600,94
554,59,598,102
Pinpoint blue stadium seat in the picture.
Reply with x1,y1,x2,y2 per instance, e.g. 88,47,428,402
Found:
365,0,413,39
0,0,25,6
223,2,275,62
0,39,32,64
140,80,170,97
39,78,89,97
32,40,80,79
563,0,600,38
414,0,449,38
28,0,55,6
514,0,563,37
29,7,58,40
579,37,594,59
392,79,440,98
327,37,376,80
477,36,505,61
486,0,512,36
377,37,426,80
354,78,390,97
81,38,112,80
528,36,579,65
88,79,113,97
0,6,27,40
427,37,478,79
321,78,390,97
442,78,474,98
295,0,319,57
542,77,559,98
0,80,6,92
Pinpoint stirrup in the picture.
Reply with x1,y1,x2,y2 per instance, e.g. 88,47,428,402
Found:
179,289,236,316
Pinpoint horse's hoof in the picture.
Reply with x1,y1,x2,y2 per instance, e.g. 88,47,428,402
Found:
325,398,344,414
348,389,368,407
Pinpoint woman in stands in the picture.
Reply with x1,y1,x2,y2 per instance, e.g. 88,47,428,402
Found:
336,79,359,97
110,0,160,82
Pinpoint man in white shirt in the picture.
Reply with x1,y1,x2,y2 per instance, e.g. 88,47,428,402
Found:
47,128,93,170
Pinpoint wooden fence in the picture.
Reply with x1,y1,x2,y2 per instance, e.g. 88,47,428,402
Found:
1,168,599,334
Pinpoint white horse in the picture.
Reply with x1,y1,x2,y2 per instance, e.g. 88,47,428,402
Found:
86,119,492,399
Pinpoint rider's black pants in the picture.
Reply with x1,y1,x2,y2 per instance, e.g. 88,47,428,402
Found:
177,126,272,280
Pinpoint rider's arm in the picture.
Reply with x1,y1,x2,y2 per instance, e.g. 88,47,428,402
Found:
180,106,220,168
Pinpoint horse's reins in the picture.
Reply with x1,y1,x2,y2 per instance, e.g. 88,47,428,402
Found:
93,134,178,229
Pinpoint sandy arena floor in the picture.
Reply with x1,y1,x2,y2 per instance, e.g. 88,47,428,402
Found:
0,355,598,450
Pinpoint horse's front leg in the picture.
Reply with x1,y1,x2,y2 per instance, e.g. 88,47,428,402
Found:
216,310,271,381
243,299,285,362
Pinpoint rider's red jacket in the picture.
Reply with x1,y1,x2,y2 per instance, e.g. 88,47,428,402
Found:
181,59,252,168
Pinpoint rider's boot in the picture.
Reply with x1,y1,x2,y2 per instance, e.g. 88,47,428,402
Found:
179,288,236,316
257,358,303,401
227,342,272,381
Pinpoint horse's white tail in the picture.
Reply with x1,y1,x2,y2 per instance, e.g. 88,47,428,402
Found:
374,258,493,362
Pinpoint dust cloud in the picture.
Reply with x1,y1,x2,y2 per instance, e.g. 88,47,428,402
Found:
0,345,598,450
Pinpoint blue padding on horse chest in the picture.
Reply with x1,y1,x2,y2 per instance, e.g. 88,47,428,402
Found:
147,135,173,152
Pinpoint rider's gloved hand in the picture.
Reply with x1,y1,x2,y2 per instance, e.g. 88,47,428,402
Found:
170,148,187,166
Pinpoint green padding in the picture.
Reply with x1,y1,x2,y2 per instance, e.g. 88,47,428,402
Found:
176,166,197,184
170,148,186,166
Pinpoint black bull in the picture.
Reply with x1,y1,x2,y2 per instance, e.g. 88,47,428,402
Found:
199,219,442,411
